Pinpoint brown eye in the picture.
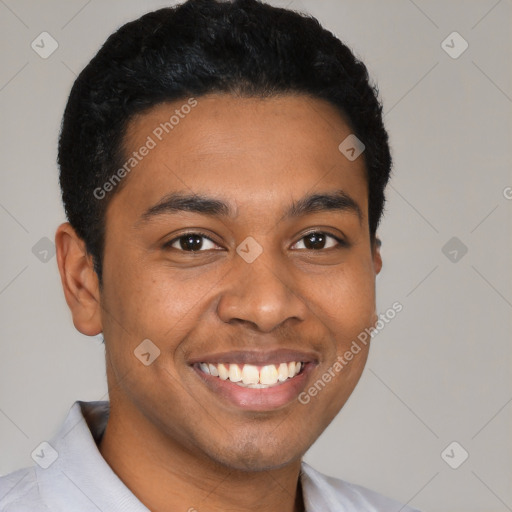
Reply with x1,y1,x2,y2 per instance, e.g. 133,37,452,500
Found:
167,233,219,252
291,232,345,250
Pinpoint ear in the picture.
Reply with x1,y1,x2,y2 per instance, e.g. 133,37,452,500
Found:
372,236,382,275
55,222,103,336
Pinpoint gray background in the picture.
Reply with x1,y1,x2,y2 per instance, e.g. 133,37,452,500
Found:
1,1,511,511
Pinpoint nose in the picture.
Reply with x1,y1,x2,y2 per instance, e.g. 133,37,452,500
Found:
216,253,308,333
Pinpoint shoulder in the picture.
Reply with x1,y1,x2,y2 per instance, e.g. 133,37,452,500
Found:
0,467,49,512
301,462,421,512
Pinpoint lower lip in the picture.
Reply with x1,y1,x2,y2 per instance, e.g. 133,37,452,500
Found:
192,364,314,411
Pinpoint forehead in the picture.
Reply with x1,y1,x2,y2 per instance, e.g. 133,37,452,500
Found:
112,93,368,219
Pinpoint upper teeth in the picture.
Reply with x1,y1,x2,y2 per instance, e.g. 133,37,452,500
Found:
198,362,303,387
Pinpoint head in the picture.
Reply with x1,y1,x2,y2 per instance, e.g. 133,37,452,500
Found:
56,0,391,472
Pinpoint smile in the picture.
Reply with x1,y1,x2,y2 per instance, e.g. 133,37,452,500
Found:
190,349,317,410
198,362,304,388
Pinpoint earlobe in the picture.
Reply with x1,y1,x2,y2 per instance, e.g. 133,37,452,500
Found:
55,222,103,336
373,237,382,275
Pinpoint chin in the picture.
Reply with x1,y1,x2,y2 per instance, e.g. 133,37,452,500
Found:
206,433,308,473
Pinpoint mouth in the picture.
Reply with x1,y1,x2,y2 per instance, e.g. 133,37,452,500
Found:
189,350,317,411
197,361,304,388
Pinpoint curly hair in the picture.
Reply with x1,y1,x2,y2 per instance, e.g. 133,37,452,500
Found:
58,0,392,283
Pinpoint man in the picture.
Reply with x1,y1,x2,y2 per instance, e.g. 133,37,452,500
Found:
0,0,419,510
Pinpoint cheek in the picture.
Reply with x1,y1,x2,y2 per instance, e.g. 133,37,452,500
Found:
101,252,225,349
312,256,377,342
300,260,375,420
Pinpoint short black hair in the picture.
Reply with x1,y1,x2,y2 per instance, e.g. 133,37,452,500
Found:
58,0,392,283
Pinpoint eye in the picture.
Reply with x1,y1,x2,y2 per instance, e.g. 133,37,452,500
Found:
165,232,221,252
291,231,345,250
164,231,346,252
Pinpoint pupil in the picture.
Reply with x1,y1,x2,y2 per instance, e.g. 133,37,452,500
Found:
305,232,325,250
181,235,203,251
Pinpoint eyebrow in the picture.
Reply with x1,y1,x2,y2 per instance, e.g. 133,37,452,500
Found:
137,189,362,226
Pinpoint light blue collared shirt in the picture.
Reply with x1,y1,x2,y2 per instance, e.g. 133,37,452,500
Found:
0,401,419,511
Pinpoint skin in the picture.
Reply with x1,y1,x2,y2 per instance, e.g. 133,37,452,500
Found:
56,93,382,512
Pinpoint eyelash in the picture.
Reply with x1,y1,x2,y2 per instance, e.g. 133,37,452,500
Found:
163,231,348,252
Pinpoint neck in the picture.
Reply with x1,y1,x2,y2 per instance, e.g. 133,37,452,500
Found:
98,399,305,512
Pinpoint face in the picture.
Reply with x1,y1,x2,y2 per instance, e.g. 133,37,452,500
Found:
97,93,381,471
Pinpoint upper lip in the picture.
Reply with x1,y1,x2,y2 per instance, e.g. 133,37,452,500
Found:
188,348,319,366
